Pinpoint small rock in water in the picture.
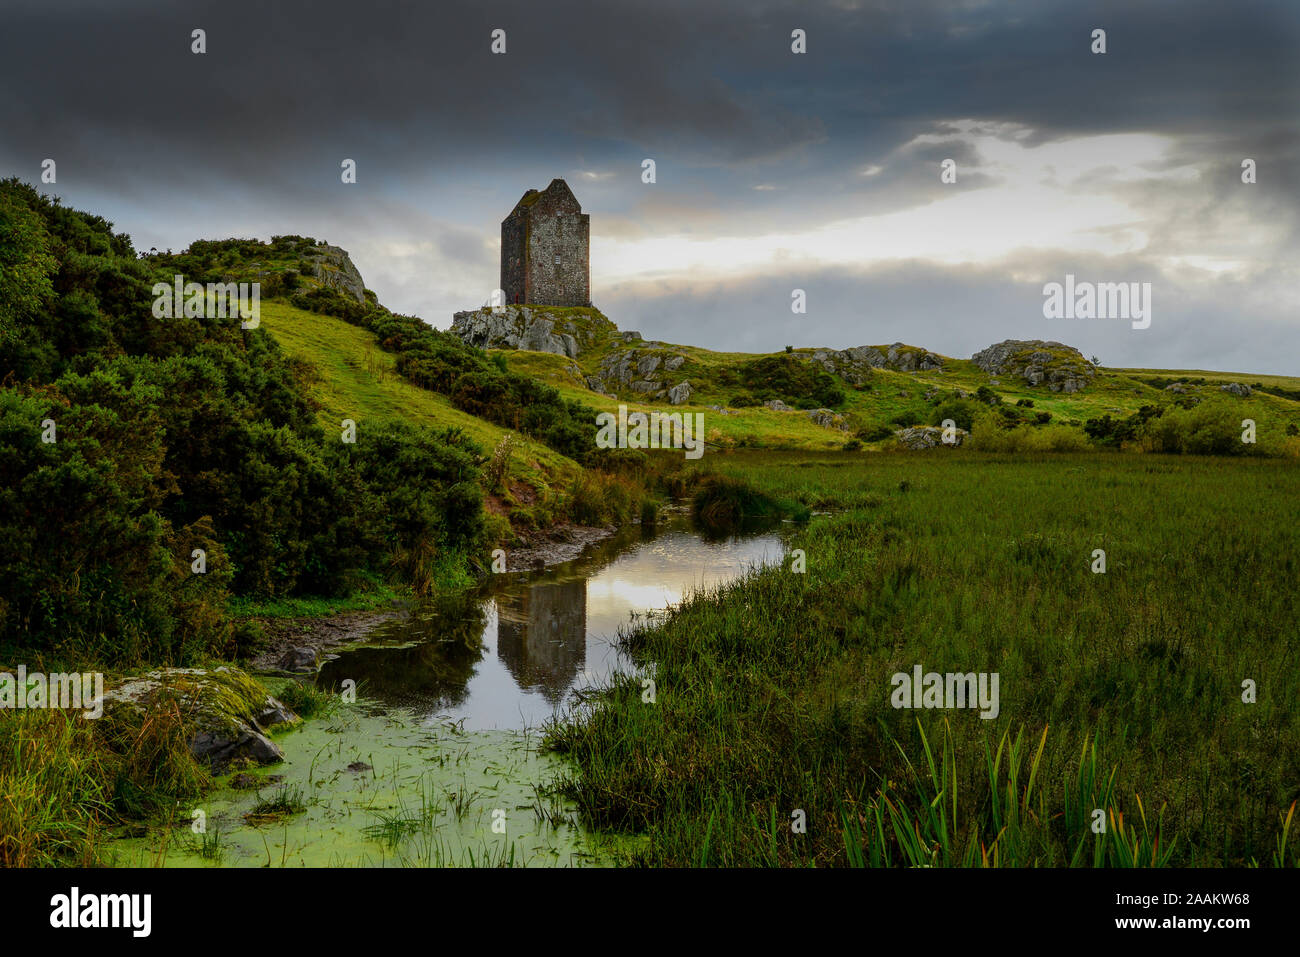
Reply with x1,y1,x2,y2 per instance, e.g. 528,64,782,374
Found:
277,646,319,674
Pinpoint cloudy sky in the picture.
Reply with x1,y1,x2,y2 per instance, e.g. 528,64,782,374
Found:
3,0,1298,373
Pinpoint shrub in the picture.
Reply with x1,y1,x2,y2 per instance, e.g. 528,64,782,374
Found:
928,399,975,433
738,355,845,410
1140,403,1247,456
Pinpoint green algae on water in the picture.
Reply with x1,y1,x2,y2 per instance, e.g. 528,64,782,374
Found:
108,703,631,867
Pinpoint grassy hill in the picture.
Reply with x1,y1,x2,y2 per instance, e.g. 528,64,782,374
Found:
482,309,1300,455
168,238,1298,459
258,300,582,496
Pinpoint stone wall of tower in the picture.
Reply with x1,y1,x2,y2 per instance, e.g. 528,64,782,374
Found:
500,180,590,307
500,197,531,305
524,188,589,307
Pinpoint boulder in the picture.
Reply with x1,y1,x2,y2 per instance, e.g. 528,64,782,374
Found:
764,399,791,411
809,408,848,430
895,425,968,449
94,667,298,774
806,342,943,384
1220,382,1252,397
277,646,319,674
667,381,692,405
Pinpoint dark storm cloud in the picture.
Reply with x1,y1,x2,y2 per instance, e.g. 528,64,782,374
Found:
1,0,1296,371
4,0,1295,186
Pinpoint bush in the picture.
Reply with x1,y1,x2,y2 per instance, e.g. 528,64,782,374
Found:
1085,405,1162,447
1141,403,1248,456
928,399,975,433
968,424,1090,453
738,355,845,410
856,424,895,442
0,180,497,661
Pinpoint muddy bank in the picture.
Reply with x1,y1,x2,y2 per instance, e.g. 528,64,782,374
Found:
248,607,403,673
246,523,620,673
505,523,618,571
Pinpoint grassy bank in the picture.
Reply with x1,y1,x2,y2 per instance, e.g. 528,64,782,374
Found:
546,451,1300,866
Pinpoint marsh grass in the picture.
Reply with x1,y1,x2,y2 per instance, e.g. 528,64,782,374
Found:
547,451,1300,867
0,690,212,866
244,785,308,825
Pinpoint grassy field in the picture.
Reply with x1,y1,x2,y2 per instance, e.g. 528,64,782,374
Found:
502,336,1300,454
547,450,1300,866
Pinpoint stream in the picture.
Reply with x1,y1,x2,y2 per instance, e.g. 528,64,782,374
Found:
112,514,785,867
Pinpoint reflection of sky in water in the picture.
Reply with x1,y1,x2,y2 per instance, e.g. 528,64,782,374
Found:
326,519,784,732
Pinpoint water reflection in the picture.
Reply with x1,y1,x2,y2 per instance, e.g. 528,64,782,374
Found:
496,579,587,705
318,515,785,730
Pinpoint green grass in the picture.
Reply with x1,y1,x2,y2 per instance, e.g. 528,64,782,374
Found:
245,785,308,825
258,300,583,493
499,339,1300,455
226,571,404,620
547,451,1300,867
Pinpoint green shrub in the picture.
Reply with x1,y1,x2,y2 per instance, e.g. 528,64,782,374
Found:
929,399,975,432
738,355,846,410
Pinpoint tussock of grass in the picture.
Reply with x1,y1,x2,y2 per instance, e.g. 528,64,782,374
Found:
690,473,810,529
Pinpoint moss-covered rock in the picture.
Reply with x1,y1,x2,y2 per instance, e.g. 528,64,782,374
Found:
96,667,299,774
971,340,1096,393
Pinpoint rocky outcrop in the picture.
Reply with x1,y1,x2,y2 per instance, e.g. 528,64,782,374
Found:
95,667,299,774
667,381,693,405
592,345,694,402
808,408,848,430
765,399,791,411
971,340,1095,394
1220,382,1252,397
450,305,617,359
305,244,368,303
808,343,944,384
896,425,968,449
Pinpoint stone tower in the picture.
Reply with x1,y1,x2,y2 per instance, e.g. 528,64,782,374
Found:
500,178,590,307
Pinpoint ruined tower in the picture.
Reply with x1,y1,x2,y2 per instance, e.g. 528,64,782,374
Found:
500,178,590,307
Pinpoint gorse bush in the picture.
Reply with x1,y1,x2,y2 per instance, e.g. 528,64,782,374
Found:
738,354,846,410
0,179,488,664
929,399,975,432
1139,402,1253,455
